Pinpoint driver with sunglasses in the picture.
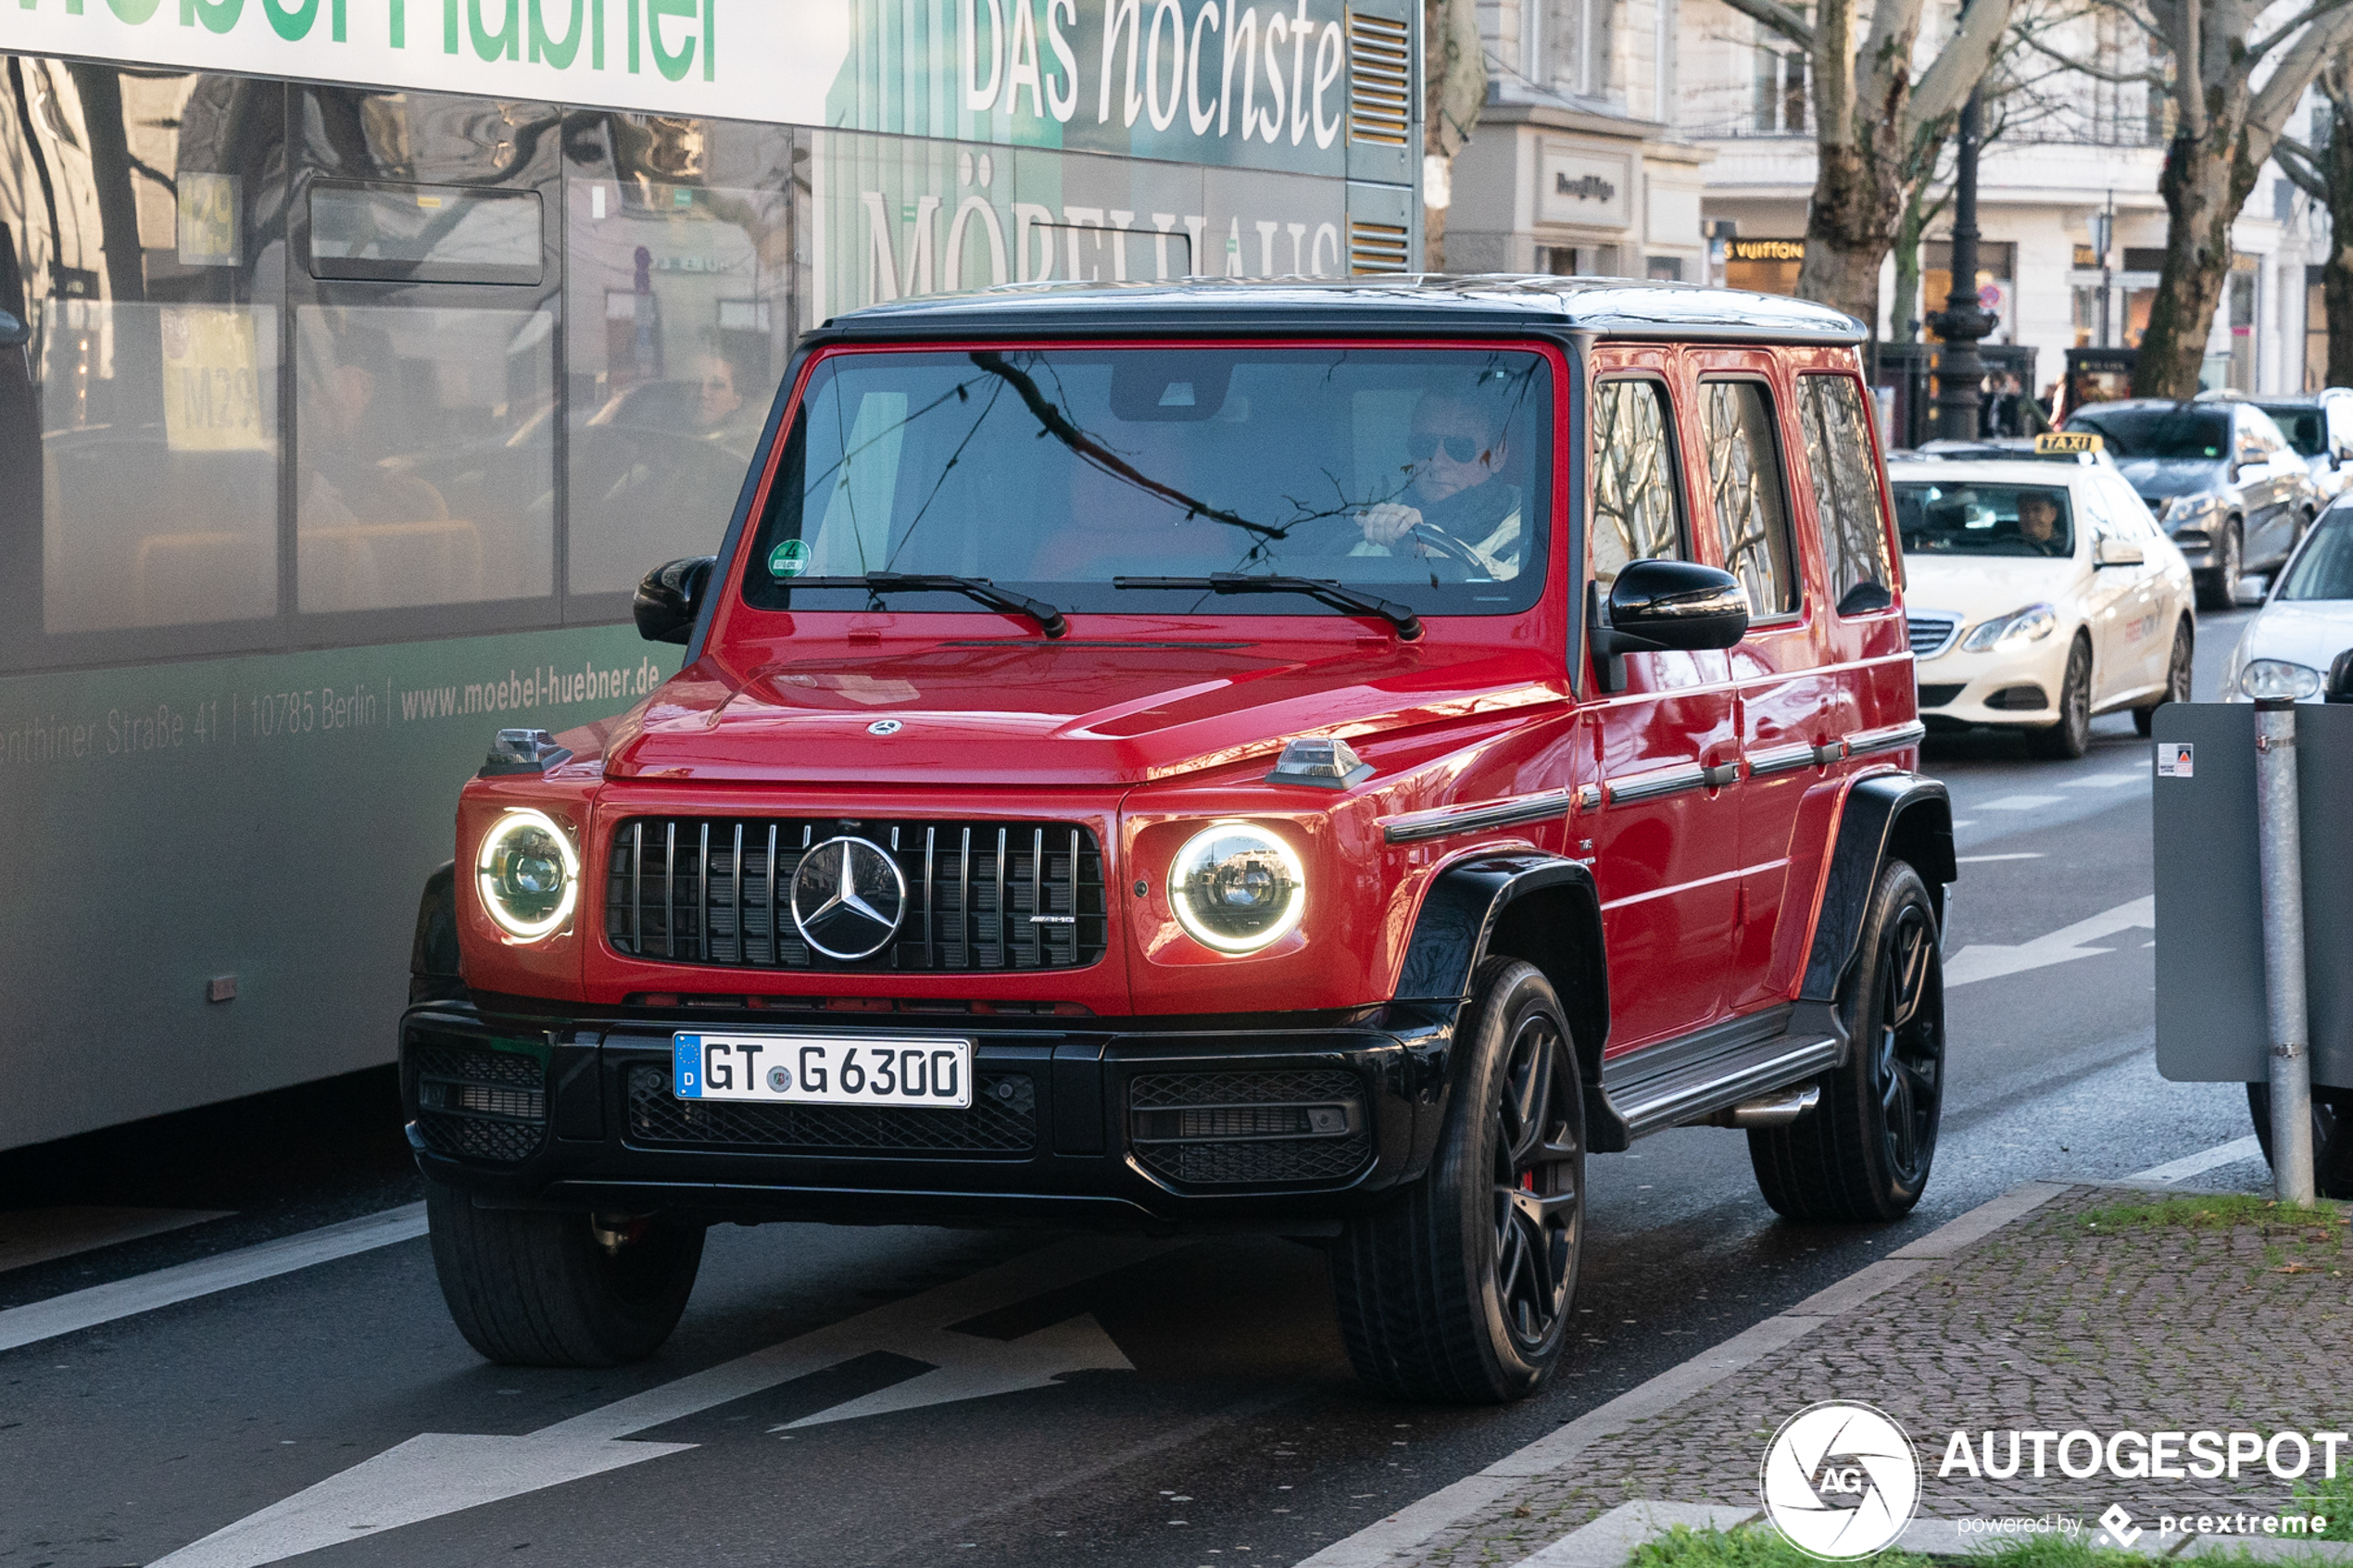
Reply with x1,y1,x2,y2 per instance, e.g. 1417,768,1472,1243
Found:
1353,389,1523,579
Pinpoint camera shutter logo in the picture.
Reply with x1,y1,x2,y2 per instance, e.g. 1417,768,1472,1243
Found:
1759,1401,1921,1560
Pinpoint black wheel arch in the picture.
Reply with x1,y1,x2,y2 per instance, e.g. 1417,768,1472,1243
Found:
1393,851,1621,1154
411,861,467,1005
1800,773,1957,1009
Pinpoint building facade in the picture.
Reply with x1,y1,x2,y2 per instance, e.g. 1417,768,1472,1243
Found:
1442,0,1709,282
1678,0,2324,399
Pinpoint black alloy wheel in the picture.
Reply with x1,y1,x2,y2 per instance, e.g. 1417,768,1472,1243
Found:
2246,1082,2353,1200
1751,860,1945,1222
1870,897,1944,1192
2028,638,2092,759
2199,521,2243,611
1331,958,1585,1403
1490,996,1583,1354
2135,619,2195,736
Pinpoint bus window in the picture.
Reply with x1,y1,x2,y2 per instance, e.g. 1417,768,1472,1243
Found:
308,183,544,285
3,65,288,652
292,304,556,614
562,116,796,597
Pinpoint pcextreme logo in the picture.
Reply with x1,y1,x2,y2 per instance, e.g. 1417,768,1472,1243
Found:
1761,1401,1924,1561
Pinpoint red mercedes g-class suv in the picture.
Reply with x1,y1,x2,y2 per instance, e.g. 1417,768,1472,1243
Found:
403,277,1953,1405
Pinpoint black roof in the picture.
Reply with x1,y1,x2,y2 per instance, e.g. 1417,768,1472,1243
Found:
814,274,1867,346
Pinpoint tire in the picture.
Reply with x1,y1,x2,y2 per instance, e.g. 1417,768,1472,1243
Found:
1331,959,1585,1403
425,1177,706,1366
2246,1082,2353,1200
2134,619,2194,737
1750,861,1944,1223
2026,637,2092,759
2197,521,2242,611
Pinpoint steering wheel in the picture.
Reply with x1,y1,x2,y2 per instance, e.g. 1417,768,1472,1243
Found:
1403,522,1490,576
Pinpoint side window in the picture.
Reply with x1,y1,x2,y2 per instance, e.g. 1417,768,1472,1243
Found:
1590,378,1685,591
1699,381,1799,616
1797,375,1896,614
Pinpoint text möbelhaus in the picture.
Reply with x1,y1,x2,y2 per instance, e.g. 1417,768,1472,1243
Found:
1940,1430,2353,1482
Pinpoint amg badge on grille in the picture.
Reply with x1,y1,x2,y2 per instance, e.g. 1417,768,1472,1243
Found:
789,836,908,960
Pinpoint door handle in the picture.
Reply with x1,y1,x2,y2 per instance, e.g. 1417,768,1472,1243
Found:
1702,761,1741,788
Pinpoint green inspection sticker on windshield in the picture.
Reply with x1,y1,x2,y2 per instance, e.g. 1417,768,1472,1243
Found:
769,539,810,578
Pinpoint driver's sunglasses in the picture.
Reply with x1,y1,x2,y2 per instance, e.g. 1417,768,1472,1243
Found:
1408,430,1483,464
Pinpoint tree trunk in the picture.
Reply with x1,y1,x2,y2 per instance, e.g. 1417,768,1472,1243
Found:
2135,130,2254,397
1422,0,1482,273
1890,184,1937,343
1797,138,1904,326
2320,67,2353,387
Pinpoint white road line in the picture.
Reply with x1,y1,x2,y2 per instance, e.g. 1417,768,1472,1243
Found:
2061,773,2145,789
2129,1135,2265,1184
151,1236,1175,1568
0,1204,425,1355
1976,794,2064,811
1943,895,2155,988
1294,1183,2072,1567
1956,852,2045,864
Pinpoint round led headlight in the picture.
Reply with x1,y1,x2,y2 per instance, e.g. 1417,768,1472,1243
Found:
476,808,579,940
1168,822,1306,955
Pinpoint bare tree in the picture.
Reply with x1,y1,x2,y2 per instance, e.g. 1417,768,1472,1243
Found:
2132,0,2353,395
2271,54,2353,386
1713,0,2020,322
1424,0,1484,270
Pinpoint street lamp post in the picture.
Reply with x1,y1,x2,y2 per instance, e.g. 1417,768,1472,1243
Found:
1928,85,1997,440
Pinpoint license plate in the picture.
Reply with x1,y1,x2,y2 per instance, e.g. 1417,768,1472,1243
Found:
672,1034,973,1110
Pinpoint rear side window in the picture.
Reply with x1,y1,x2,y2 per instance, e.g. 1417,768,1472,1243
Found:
1700,381,1798,616
1590,379,1684,591
1797,375,1895,614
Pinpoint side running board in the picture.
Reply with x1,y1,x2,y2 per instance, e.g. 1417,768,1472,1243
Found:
1599,1011,1844,1141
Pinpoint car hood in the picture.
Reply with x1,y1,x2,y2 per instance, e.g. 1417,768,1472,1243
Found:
600,638,1566,785
2227,599,2353,686
1901,555,2085,626
2116,456,2228,500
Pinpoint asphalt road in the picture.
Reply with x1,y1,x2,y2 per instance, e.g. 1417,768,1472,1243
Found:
0,611,2267,1568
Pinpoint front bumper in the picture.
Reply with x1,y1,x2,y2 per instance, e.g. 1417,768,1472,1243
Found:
1914,634,2074,729
400,997,1454,1230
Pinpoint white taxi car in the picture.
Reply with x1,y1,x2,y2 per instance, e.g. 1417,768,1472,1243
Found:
1893,441,2196,758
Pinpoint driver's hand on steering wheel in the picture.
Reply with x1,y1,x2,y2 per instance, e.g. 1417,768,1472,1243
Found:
1357,501,1425,551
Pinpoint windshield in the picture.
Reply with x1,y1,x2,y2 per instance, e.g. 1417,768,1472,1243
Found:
2259,405,2327,458
741,347,1553,620
2065,407,2230,460
2278,508,2353,599
1894,482,2075,558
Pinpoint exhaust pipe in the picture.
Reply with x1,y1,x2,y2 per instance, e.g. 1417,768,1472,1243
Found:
1708,1083,1821,1129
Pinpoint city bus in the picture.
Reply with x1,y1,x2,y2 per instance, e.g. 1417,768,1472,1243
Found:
0,0,1421,1150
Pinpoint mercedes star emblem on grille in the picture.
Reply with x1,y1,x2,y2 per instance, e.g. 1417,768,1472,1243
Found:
789,835,908,960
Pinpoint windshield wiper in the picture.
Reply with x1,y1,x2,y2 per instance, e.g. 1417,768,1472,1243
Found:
788,573,1068,639
1114,574,1423,641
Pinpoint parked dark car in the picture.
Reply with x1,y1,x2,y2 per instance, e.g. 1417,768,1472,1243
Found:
2065,397,2320,609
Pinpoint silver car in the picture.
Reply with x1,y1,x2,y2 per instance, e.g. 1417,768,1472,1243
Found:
2064,398,2321,611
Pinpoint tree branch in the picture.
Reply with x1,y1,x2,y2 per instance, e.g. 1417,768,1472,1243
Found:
1906,0,2020,134
2274,133,2330,198
2250,6,2353,144
2249,0,2353,62
1709,0,1818,53
2012,28,2167,85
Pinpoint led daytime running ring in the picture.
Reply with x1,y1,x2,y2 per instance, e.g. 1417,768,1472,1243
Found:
476,808,580,940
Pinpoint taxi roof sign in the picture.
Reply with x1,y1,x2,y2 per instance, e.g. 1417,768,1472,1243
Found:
2036,431,2103,455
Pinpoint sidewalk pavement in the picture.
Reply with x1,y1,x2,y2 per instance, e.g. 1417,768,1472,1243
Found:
1393,1183,2351,1566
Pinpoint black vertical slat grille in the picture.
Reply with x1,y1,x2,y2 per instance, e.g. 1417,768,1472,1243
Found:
606,819,1107,972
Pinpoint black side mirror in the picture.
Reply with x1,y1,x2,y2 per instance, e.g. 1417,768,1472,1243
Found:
1589,558,1749,692
0,310,26,350
2328,647,2353,704
634,556,715,645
